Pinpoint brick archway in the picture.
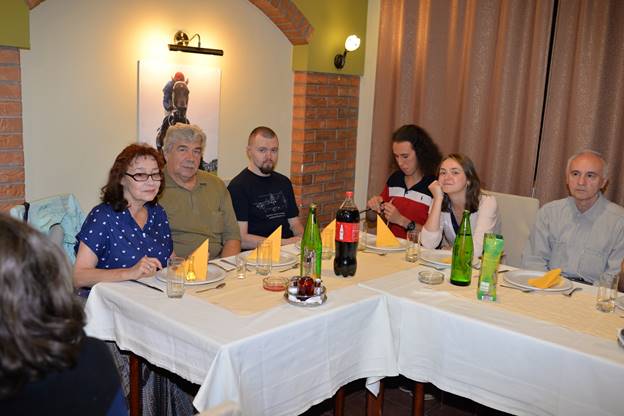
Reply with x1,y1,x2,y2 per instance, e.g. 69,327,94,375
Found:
26,0,314,40
247,0,313,45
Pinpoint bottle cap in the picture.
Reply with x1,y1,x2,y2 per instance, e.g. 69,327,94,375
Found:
346,191,353,198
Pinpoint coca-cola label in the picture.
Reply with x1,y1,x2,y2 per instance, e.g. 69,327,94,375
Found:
335,222,359,243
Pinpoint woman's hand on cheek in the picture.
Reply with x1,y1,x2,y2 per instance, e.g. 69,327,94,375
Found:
428,180,444,200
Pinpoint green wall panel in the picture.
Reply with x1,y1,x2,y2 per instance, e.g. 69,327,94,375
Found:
0,0,30,49
292,0,367,75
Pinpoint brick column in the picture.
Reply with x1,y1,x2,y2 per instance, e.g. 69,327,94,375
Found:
0,47,25,212
291,71,359,226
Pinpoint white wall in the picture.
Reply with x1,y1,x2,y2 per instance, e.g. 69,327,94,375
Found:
354,0,380,209
21,0,293,210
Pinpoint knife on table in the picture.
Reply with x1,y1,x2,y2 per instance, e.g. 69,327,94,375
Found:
131,279,164,293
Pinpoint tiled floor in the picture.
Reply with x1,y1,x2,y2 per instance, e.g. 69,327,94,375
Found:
301,377,512,416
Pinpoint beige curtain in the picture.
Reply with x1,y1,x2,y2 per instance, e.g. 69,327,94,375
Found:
369,0,554,198
535,0,624,206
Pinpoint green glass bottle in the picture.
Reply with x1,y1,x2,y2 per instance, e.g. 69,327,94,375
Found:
450,210,474,286
300,203,322,279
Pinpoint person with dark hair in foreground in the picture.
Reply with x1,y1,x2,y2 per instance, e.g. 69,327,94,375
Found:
0,214,127,415
367,124,443,238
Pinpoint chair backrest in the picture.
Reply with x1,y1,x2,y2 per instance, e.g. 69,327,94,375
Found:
9,194,85,264
486,191,540,267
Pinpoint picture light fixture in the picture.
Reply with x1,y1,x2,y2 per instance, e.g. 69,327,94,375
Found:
168,30,224,56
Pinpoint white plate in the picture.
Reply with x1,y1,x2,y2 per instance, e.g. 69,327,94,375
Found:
503,270,573,292
615,296,624,310
420,249,453,267
155,264,226,286
240,251,297,269
365,235,408,252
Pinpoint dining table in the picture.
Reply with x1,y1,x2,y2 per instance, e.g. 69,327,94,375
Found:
359,257,624,416
84,243,624,416
85,245,402,416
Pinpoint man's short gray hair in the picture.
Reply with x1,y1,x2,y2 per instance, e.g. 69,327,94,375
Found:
163,124,206,154
566,149,608,178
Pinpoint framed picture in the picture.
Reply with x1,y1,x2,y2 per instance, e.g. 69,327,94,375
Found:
138,60,221,171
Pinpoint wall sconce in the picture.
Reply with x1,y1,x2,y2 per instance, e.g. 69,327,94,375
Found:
168,30,224,56
334,35,361,69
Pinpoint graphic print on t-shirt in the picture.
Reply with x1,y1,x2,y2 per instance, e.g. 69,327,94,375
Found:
253,192,288,220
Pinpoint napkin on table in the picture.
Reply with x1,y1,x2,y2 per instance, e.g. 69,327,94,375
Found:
528,268,562,289
375,215,400,248
186,238,209,281
248,225,282,262
321,220,336,249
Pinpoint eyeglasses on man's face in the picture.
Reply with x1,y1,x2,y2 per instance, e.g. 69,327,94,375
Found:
124,172,164,182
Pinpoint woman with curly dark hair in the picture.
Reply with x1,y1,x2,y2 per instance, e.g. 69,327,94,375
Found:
421,153,500,262
0,214,126,414
367,124,443,238
74,143,173,290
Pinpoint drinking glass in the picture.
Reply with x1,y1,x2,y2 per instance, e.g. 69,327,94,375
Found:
166,256,186,298
256,240,272,276
405,230,420,263
235,253,247,279
595,272,619,313
358,218,368,251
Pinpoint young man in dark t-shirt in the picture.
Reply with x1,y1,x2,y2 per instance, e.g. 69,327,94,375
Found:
228,127,303,249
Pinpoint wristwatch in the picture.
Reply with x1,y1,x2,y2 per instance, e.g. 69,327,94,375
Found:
405,221,416,231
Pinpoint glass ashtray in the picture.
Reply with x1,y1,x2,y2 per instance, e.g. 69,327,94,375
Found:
284,285,327,306
418,270,444,285
262,276,289,292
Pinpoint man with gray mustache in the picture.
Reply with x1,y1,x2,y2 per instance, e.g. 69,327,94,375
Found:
160,124,241,259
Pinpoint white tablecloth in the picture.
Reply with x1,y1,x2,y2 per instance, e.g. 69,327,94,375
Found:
359,268,624,416
85,247,624,416
85,280,398,415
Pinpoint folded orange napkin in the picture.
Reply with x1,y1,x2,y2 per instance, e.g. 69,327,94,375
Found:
321,220,336,250
528,268,562,289
248,226,282,262
186,238,209,281
375,215,400,248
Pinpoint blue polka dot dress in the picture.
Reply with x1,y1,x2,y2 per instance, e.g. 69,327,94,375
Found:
76,202,173,269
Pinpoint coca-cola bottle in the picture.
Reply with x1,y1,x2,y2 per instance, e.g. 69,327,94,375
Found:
334,191,360,277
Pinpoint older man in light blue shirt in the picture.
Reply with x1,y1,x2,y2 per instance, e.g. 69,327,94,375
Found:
522,150,624,284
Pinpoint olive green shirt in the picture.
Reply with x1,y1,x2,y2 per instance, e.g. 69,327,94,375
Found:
160,170,241,258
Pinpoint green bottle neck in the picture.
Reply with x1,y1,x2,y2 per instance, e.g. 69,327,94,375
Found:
458,210,472,235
